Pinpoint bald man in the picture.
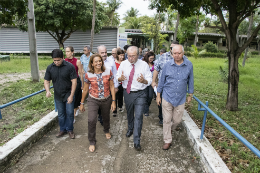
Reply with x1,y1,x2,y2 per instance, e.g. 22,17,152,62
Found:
108,48,117,62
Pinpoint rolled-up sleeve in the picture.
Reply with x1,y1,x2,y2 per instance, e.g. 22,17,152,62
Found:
154,56,161,72
157,64,167,93
111,61,119,88
143,63,152,86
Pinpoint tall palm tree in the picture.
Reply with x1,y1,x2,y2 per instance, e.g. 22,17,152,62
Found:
123,7,139,22
106,0,122,26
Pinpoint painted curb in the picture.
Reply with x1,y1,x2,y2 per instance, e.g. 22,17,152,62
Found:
182,110,231,173
0,110,58,172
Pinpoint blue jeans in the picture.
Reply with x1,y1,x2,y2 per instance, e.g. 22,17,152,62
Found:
55,97,75,132
144,85,154,115
124,89,146,145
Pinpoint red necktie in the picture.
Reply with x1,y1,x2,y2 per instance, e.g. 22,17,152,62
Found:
126,64,135,94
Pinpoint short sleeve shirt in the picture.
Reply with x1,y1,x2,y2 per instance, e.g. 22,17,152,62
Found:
44,60,77,102
84,68,114,99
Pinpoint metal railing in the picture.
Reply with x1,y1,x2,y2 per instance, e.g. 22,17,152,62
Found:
193,95,260,159
0,86,55,119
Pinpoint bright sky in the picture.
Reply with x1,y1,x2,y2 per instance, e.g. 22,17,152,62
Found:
98,0,157,23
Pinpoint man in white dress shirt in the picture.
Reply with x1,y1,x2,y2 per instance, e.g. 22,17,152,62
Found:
117,46,152,151
107,48,117,62
97,45,119,125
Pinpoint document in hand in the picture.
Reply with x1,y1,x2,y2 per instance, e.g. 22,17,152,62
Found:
154,86,157,96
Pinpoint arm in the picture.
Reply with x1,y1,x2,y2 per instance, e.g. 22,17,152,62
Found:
44,80,52,98
112,61,119,89
77,60,84,89
117,63,127,82
67,78,77,104
187,64,194,103
110,80,116,111
79,82,90,112
156,65,167,106
152,70,159,88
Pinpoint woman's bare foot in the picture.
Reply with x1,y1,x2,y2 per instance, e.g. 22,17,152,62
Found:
105,133,111,139
89,145,95,152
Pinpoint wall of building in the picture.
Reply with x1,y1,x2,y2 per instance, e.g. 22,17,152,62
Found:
0,28,118,53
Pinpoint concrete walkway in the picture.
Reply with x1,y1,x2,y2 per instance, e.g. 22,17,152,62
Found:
5,100,204,173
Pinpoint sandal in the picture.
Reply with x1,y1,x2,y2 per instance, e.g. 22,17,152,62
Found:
89,145,95,152
105,133,111,139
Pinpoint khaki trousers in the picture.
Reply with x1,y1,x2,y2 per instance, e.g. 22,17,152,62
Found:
162,98,185,144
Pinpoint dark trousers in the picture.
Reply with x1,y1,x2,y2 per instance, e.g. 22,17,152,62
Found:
113,84,124,114
87,96,112,145
74,77,82,108
124,88,146,145
158,91,163,121
144,85,154,115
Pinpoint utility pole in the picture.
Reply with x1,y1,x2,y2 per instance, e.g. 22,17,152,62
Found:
28,0,40,82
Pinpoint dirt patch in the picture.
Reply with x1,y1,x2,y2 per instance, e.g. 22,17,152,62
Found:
0,70,46,91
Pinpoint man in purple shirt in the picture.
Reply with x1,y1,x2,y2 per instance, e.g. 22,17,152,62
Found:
156,45,194,150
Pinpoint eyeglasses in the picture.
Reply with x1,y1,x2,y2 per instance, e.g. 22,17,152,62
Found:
112,53,116,54
83,49,88,51
170,47,173,50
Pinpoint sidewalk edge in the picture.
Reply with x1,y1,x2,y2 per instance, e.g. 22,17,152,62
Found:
182,110,231,173
0,110,58,172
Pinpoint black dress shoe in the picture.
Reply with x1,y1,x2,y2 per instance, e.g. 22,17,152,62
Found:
126,130,133,137
134,143,141,151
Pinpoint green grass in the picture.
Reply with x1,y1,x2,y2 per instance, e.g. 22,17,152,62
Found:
187,56,260,172
0,55,53,73
0,79,54,146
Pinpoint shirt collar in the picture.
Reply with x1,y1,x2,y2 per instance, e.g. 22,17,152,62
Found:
170,56,187,66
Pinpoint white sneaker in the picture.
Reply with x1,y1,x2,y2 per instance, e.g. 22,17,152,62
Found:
75,109,79,116
73,119,76,124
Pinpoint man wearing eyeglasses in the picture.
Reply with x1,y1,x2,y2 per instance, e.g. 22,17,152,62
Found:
151,41,188,125
117,46,152,151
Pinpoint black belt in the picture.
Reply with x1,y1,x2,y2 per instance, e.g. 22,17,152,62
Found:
124,89,142,93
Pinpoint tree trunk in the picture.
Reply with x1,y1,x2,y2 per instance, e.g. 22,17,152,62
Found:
226,31,239,111
58,42,64,49
90,0,96,52
194,15,199,46
243,13,253,67
173,12,179,41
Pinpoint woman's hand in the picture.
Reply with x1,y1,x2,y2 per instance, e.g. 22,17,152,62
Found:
111,101,116,111
79,104,85,112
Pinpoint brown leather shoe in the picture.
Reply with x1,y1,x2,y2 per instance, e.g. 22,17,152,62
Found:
162,143,171,150
68,131,75,139
56,131,67,138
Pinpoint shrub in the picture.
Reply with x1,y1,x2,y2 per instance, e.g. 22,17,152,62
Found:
251,51,259,55
204,41,218,53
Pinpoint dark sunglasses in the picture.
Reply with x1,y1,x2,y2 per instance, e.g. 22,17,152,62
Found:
170,47,173,50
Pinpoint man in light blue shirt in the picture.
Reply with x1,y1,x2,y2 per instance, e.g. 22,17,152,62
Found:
80,45,92,74
156,44,194,150
152,41,182,125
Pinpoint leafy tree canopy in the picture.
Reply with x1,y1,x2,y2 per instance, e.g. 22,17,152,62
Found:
19,0,108,48
0,0,28,25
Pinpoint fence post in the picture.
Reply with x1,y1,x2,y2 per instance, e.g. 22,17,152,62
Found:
200,101,208,140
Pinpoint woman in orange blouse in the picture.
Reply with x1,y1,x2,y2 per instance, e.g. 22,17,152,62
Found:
80,54,116,152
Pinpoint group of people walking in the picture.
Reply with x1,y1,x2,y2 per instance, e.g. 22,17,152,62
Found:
44,41,194,152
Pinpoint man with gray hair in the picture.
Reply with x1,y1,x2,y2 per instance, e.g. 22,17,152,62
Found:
156,44,194,150
116,46,152,151
97,45,119,125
